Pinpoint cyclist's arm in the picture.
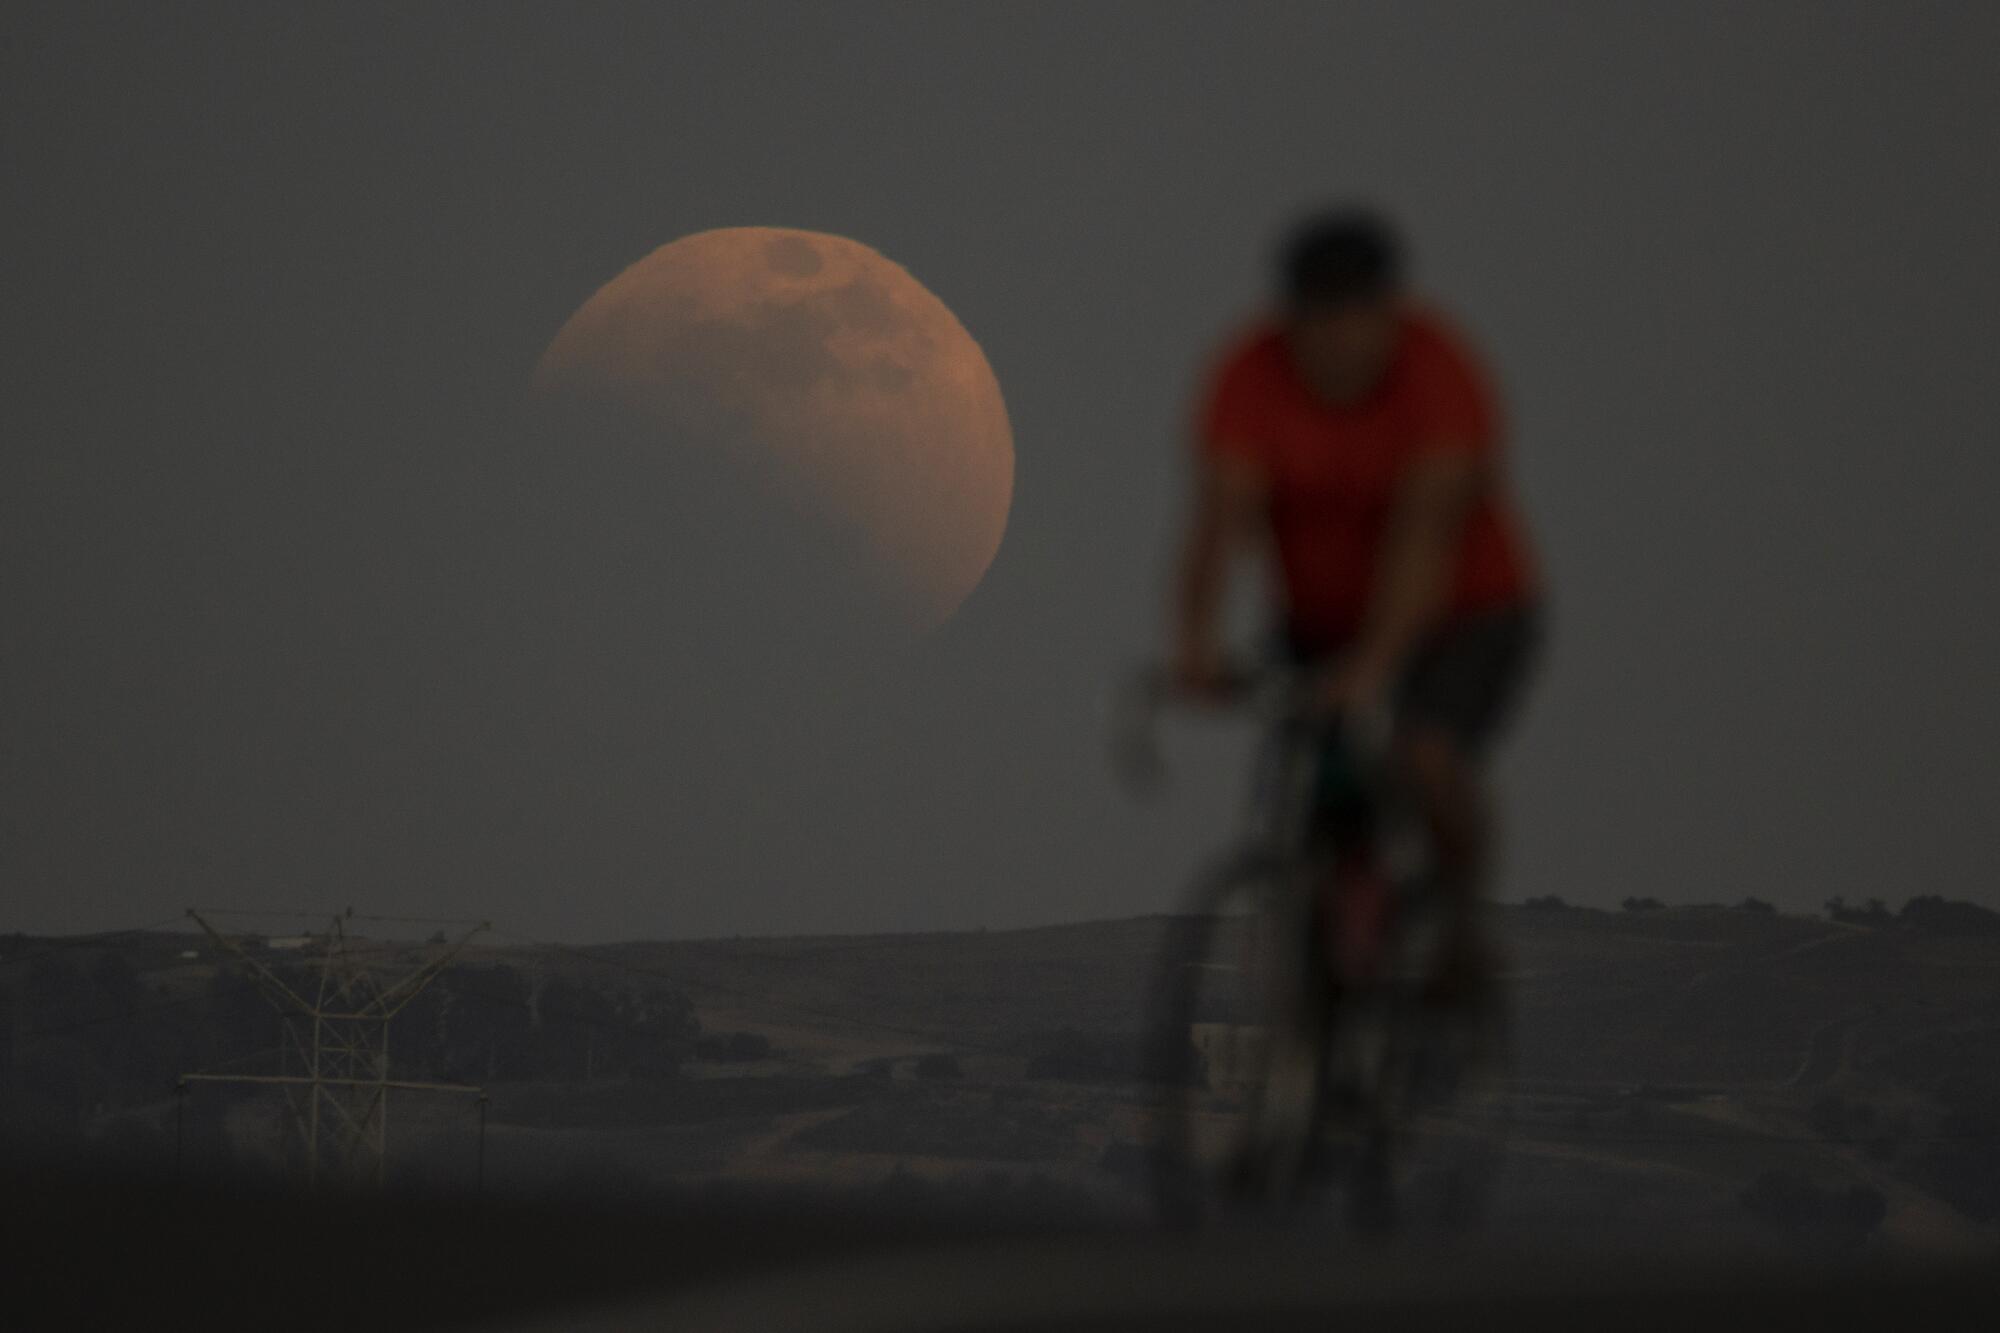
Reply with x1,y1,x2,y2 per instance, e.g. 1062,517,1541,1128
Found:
1348,450,1482,681
1174,449,1268,685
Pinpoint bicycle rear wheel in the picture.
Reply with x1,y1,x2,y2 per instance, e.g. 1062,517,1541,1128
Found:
1391,976,1515,1230
1351,898,1516,1233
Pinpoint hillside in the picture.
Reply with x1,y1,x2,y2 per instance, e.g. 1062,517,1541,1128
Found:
5,902,1999,1252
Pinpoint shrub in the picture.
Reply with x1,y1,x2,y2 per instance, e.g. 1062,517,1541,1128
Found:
1810,1093,1851,1143
1906,1130,2000,1222
914,1053,963,1081
1738,1170,1886,1249
1098,1140,1162,1181
1022,1028,1140,1084
629,1048,683,1080
695,1030,773,1063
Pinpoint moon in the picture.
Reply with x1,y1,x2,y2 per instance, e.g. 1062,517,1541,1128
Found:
531,228,1014,640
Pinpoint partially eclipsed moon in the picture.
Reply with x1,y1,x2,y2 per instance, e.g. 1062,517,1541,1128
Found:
533,228,1014,634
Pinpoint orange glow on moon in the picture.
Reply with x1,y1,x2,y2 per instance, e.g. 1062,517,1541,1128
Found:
533,228,1014,632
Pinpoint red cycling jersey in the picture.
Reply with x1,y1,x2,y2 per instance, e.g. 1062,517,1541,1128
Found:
1196,307,1537,650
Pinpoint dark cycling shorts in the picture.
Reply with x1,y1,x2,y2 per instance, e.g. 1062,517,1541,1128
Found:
1286,602,1543,764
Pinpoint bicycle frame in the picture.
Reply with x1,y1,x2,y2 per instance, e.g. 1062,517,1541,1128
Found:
1118,668,1419,986
1124,667,1501,1228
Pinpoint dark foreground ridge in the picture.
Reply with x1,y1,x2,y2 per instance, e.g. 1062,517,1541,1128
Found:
5,1159,1996,1333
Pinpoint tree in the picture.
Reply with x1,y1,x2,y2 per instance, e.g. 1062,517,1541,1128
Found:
435,964,534,1082
1827,897,1894,927
17,1037,110,1138
25,954,92,1029
1899,895,2000,937
535,975,622,1080
88,952,142,1016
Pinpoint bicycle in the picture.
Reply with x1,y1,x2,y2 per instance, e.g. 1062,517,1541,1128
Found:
1114,666,1513,1231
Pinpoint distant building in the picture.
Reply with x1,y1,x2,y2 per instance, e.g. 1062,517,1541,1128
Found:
266,935,316,951
1189,1021,1269,1088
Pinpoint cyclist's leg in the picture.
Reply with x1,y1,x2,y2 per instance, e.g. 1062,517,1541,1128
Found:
1396,721,1490,996
1391,604,1543,999
1274,632,1365,990
1301,722,1390,991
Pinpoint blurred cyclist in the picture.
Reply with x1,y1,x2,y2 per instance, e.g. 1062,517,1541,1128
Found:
1172,208,1542,1001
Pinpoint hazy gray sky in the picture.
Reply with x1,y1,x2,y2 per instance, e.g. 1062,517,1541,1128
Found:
6,2,1998,940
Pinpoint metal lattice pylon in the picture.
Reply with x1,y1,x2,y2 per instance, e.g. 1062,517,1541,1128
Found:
181,908,489,1189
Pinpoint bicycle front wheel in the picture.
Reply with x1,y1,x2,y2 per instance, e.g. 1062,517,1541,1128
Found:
1146,853,1327,1224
